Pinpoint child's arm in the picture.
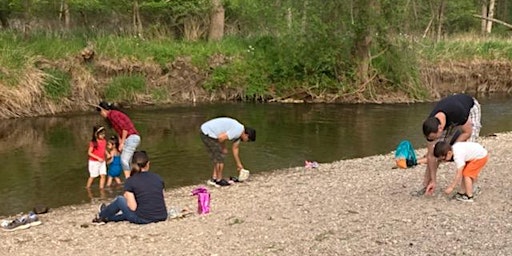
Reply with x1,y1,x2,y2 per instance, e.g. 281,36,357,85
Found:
88,145,103,162
444,166,464,194
105,150,113,164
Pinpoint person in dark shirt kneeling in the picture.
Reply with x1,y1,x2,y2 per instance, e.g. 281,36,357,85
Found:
93,151,168,224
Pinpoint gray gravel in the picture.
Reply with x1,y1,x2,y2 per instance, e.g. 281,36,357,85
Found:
1,132,511,256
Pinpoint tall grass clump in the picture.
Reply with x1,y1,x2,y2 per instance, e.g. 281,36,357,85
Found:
104,75,146,101
418,36,512,62
43,68,72,100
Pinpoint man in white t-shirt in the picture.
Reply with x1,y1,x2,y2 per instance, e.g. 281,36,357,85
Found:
200,117,256,187
433,141,489,202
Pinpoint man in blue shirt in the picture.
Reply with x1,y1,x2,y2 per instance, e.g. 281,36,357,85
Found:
200,117,256,186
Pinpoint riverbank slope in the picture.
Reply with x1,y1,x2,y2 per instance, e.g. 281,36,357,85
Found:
1,132,511,255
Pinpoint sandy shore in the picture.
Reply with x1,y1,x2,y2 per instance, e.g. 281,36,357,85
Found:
1,132,512,256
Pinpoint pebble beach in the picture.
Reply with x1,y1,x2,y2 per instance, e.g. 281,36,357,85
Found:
1,132,511,256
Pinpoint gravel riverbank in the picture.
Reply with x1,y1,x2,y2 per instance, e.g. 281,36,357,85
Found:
1,132,511,256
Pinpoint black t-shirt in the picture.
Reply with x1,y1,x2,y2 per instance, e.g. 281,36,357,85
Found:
428,94,474,130
124,172,168,222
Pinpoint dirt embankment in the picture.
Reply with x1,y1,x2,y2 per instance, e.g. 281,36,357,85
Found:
1,55,511,119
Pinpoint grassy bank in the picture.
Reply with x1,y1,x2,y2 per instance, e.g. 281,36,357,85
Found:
0,32,512,118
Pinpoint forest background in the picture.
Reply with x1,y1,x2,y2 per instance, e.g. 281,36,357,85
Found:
0,0,512,119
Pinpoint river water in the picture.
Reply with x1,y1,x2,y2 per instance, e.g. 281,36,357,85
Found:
1,94,511,216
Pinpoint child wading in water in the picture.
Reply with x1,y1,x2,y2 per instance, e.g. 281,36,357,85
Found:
87,126,107,189
106,136,123,187
433,141,489,202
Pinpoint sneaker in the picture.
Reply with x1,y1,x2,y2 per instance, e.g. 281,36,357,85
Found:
92,215,107,225
451,192,464,200
27,212,42,227
455,194,474,203
215,179,231,187
1,217,30,232
98,203,106,214
206,179,220,188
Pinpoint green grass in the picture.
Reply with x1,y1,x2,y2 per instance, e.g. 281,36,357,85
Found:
418,36,512,62
104,74,146,101
43,68,72,100
2,31,512,102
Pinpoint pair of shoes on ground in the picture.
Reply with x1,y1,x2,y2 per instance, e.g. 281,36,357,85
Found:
1,212,42,232
206,179,231,187
453,186,481,203
92,203,108,225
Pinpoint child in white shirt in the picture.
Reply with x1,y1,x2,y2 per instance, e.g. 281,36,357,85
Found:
433,141,489,202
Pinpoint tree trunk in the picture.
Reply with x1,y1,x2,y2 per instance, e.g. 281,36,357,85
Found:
352,0,374,86
208,0,224,41
0,10,9,28
301,0,308,34
286,7,292,30
23,0,31,38
436,0,445,42
60,0,70,30
485,0,496,33
132,0,143,38
481,0,488,34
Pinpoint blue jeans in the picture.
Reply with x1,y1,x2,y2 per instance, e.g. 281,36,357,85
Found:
99,196,151,224
121,134,141,171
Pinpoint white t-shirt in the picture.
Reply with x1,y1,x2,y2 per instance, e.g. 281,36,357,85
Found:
452,142,488,169
201,117,244,141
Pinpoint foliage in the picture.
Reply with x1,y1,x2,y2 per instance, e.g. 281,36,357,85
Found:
104,74,146,101
43,69,72,100
1,0,512,103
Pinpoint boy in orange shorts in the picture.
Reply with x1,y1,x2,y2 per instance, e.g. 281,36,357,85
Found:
433,141,488,202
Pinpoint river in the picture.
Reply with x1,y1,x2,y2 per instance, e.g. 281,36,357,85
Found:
0,94,511,216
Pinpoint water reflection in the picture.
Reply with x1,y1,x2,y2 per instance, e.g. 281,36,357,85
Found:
0,94,511,216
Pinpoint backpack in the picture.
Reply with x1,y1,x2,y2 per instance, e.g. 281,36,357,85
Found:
394,140,417,169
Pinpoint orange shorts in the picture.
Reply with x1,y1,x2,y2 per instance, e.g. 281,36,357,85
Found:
462,155,489,179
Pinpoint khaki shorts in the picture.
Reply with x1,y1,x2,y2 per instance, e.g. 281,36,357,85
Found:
200,132,225,164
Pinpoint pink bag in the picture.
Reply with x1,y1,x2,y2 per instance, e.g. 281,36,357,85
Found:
192,187,210,214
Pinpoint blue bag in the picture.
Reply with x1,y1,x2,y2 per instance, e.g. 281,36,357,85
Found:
394,140,417,168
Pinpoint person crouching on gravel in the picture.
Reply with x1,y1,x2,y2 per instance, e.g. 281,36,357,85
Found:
433,141,488,202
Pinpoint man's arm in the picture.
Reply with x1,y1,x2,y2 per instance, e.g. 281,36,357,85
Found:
217,132,228,143
119,130,128,150
232,141,243,170
124,191,137,211
424,141,438,195
456,119,473,142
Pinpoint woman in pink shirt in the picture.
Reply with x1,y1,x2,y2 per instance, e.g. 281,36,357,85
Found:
96,102,141,179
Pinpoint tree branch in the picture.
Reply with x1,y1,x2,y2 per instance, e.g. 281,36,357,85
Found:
473,14,512,30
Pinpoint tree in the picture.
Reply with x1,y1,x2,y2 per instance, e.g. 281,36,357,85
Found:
352,0,375,86
208,0,224,41
485,0,496,33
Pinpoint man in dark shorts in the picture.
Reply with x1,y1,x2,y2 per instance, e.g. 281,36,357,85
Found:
417,93,481,196
200,117,256,187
